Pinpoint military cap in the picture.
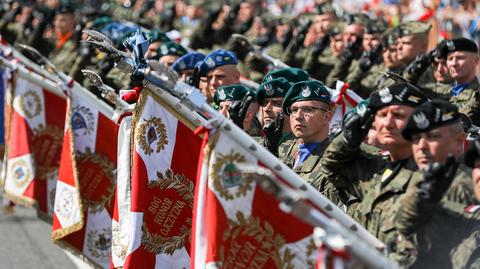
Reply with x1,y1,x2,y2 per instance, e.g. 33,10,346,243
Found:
368,83,428,112
326,22,345,36
282,80,331,115
156,41,188,58
261,68,309,84
344,13,369,26
213,84,249,105
464,139,480,168
402,100,462,141
381,27,398,48
172,52,205,72
90,16,113,31
148,30,171,43
316,3,336,15
197,49,238,77
366,19,387,34
256,78,292,106
440,38,479,58
398,21,431,37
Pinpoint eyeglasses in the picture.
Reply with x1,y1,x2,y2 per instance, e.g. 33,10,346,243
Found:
287,106,329,116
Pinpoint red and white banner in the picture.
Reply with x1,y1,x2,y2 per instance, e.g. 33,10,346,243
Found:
192,130,318,268
111,115,132,268
52,90,118,268
123,89,202,268
329,81,363,134
2,72,66,219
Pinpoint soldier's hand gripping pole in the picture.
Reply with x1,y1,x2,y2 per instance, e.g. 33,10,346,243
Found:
231,34,290,69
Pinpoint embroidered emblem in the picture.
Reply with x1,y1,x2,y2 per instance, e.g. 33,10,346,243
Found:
76,147,116,212
301,85,311,97
413,112,429,129
11,159,31,188
218,88,227,101
219,212,294,268
136,117,168,155
446,40,455,51
379,88,393,103
211,150,252,200
18,90,41,118
112,222,128,260
264,83,274,96
54,185,76,222
87,228,112,259
141,169,194,255
32,124,63,179
72,105,95,136
205,57,216,68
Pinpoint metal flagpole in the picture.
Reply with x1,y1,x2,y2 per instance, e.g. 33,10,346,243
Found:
84,29,386,251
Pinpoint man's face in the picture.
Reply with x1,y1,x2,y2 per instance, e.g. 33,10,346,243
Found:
275,23,290,41
374,105,415,149
313,13,336,36
342,24,364,45
54,13,75,35
397,35,426,64
330,34,344,56
362,33,381,52
433,58,453,83
237,2,255,23
289,100,331,142
411,125,464,170
207,65,240,99
383,45,399,68
199,77,212,102
447,51,480,83
262,97,284,125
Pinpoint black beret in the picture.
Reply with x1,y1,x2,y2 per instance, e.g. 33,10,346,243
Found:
402,100,461,141
213,84,249,105
441,38,479,57
369,83,428,112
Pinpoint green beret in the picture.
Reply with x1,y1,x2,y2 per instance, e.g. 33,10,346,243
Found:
156,41,188,58
369,83,428,112
282,80,331,115
262,68,309,84
214,84,249,105
402,100,461,141
398,21,431,37
256,78,292,106
148,30,171,43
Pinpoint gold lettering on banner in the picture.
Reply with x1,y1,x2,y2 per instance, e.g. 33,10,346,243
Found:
141,169,194,255
220,212,295,269
32,125,63,179
77,147,116,213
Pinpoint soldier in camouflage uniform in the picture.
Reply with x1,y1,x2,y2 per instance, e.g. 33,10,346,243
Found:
392,113,480,268
259,67,310,158
343,19,386,99
255,77,293,156
317,83,429,242
279,80,344,205
430,38,480,126
324,13,369,88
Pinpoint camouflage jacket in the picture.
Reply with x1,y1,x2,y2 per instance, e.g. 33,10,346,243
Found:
280,138,345,206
